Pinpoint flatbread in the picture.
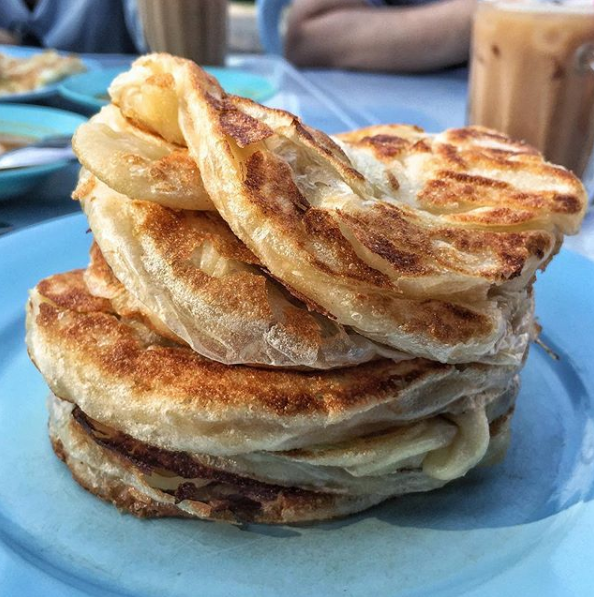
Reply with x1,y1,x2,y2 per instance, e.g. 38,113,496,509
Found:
27,270,520,456
73,105,213,210
77,173,408,369
107,54,582,362
49,393,514,524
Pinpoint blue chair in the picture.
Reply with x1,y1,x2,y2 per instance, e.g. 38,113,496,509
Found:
256,0,293,55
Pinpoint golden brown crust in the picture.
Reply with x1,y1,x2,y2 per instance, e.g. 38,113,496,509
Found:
49,394,516,524
51,437,188,519
33,271,444,417
339,125,585,228
53,436,352,524
145,148,201,191
38,268,112,314
28,270,519,456
104,55,582,361
210,95,275,148
49,401,382,524
137,198,259,265
79,176,412,368
337,125,428,160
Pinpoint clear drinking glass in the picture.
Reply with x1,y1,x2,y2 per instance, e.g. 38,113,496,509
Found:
467,1,594,185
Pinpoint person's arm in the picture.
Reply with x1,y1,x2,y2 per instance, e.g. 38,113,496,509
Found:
285,0,476,72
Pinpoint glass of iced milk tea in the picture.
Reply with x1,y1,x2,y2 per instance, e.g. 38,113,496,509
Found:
468,0,594,182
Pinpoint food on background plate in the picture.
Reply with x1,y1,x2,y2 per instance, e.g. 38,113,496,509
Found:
0,133,35,154
0,49,85,96
26,53,587,524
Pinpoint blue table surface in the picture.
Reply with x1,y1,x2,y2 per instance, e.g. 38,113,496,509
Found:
0,52,592,259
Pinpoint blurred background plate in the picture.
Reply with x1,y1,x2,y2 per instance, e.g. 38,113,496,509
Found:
209,66,277,102
58,64,278,113
0,104,86,201
57,66,130,113
0,45,101,103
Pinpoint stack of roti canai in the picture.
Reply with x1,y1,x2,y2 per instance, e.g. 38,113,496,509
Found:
26,54,586,524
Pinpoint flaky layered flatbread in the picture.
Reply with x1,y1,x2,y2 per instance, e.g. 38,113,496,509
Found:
77,173,408,369
48,393,514,524
73,105,213,210
105,54,584,362
27,270,519,456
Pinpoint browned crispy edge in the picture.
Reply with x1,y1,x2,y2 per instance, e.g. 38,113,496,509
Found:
51,405,346,524
51,437,188,519
49,400,514,525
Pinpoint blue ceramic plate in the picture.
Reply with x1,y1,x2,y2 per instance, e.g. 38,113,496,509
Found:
57,66,130,113
0,214,593,597
0,45,100,103
58,65,278,113
0,104,86,201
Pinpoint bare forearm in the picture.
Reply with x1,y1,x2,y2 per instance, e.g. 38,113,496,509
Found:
286,0,476,72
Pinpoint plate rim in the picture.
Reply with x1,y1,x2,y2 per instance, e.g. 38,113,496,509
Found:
57,64,278,111
57,66,129,111
0,103,87,183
